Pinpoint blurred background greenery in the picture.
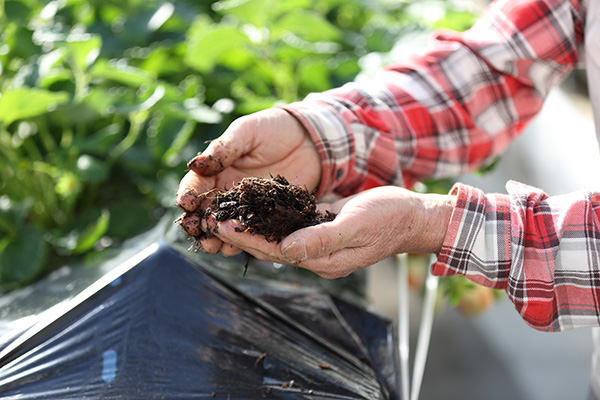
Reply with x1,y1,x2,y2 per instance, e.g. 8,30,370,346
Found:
0,0,478,290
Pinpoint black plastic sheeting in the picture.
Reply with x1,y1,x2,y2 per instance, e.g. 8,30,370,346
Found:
0,242,399,399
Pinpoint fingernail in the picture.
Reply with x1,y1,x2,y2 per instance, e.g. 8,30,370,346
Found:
272,262,284,270
282,238,307,264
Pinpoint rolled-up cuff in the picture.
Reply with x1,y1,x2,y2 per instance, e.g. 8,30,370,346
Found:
279,99,350,198
431,182,512,289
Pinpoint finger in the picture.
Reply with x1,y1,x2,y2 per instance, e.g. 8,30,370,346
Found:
297,247,373,279
187,116,256,176
227,108,305,170
175,186,202,213
315,193,359,214
280,218,360,264
211,220,284,262
221,243,243,257
177,212,203,237
199,235,223,254
176,170,216,207
315,202,333,213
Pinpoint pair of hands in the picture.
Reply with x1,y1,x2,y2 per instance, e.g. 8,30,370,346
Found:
176,108,454,279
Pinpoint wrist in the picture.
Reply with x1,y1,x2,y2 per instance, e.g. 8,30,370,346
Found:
414,193,456,254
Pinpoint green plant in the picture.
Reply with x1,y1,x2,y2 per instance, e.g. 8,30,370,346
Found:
0,0,222,289
0,0,476,290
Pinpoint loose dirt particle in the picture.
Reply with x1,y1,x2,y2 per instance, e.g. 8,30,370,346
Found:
254,352,267,368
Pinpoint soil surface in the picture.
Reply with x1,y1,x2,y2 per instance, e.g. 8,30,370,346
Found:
177,175,335,243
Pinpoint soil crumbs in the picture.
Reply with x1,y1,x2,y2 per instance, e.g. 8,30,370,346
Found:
177,175,335,244
208,175,335,243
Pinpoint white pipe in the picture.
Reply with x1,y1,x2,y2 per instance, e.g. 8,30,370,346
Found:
397,253,411,400
410,258,439,400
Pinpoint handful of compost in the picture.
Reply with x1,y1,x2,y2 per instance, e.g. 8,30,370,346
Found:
176,175,336,246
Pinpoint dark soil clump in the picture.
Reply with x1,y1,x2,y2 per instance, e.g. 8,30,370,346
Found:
177,175,335,244
208,175,335,242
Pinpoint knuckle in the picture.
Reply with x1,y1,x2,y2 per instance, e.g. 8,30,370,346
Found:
315,231,336,257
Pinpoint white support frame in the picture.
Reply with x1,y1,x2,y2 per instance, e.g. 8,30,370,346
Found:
397,254,439,400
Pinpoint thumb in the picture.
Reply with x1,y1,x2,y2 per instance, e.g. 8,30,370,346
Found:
280,220,356,264
187,118,252,176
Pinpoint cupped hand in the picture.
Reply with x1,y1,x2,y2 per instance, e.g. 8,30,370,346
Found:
206,186,455,279
176,107,322,254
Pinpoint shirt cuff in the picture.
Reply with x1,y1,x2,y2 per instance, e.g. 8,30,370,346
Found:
279,98,351,198
431,182,512,289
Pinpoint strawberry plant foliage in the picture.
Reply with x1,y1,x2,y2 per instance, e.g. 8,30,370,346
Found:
0,0,475,289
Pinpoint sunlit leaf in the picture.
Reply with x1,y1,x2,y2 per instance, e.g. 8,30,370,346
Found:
212,0,269,27
55,171,82,201
0,89,69,125
185,21,252,73
67,34,102,71
271,10,341,42
431,10,477,32
147,2,175,31
72,209,110,254
90,59,155,87
139,46,179,76
219,47,255,71
298,58,330,92
73,123,121,155
162,120,196,167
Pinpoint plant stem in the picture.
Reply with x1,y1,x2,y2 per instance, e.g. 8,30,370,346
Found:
37,117,57,154
106,112,146,166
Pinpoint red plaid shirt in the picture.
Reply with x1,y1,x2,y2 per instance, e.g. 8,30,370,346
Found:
282,0,596,332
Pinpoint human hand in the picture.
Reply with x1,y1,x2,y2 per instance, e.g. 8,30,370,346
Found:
176,107,321,254
206,186,455,279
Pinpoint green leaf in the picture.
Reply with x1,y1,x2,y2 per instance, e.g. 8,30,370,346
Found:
73,123,121,155
271,10,341,42
4,1,32,25
185,21,252,73
106,200,152,239
90,59,155,87
432,10,477,32
298,58,330,92
474,156,501,176
166,98,222,123
72,209,110,254
115,84,166,115
219,47,255,71
55,171,82,201
76,154,109,183
139,46,179,76
10,26,40,59
67,33,102,71
0,89,69,125
0,223,47,288
81,87,115,116
0,197,31,230
162,120,196,167
212,0,270,27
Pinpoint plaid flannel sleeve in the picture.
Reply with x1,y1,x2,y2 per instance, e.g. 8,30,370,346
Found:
282,0,583,198
282,0,591,331
433,182,600,332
